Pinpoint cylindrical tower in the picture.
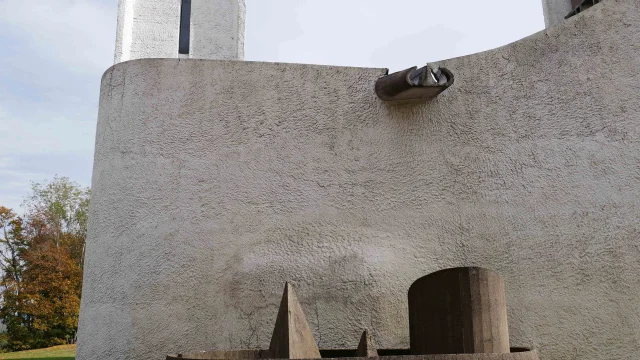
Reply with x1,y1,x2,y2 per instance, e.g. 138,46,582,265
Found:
541,0,573,27
114,0,245,64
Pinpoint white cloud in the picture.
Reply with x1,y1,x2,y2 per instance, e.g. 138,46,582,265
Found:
0,0,116,74
0,103,94,211
246,0,544,71
0,110,95,155
0,0,112,212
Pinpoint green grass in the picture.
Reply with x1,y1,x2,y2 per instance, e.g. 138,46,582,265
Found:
0,345,75,360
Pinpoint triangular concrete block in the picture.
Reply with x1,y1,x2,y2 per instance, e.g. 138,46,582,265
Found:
269,283,321,359
356,330,378,358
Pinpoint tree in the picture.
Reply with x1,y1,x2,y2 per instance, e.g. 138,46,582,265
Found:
0,177,90,351
0,207,30,351
23,177,90,268
0,207,27,287
0,242,81,350
21,244,82,347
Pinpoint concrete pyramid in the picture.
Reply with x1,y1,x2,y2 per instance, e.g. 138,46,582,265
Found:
269,283,321,359
356,330,378,358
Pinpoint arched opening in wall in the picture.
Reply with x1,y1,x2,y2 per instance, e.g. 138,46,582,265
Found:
244,0,545,71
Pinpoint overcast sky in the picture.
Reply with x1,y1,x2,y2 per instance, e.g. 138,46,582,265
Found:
0,0,544,212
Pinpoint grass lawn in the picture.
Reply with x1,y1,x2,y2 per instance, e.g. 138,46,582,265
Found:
0,345,75,360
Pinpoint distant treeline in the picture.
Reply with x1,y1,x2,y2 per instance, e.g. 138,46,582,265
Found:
0,177,89,351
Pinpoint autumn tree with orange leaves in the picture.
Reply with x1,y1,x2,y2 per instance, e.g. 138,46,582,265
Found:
0,177,89,351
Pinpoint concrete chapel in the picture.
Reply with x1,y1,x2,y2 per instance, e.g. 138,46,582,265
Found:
78,1,640,359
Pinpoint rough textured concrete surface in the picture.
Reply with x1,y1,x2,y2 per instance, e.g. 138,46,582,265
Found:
542,0,573,27
79,1,640,359
190,0,245,61
114,0,245,63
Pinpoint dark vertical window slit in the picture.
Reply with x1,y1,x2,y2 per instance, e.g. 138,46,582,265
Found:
179,0,191,55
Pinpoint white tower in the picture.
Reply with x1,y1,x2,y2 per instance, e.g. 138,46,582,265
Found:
114,0,245,64
541,0,573,27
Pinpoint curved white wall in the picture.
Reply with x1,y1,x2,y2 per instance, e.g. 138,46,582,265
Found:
114,0,245,63
80,1,640,359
